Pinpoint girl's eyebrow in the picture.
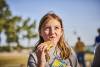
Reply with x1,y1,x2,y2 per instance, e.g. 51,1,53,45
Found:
56,25,61,26
44,25,61,27
55,25,61,27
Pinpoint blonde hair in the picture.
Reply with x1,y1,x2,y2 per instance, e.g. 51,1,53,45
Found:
36,12,71,59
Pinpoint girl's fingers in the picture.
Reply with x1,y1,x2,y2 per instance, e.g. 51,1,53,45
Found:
42,45,47,52
36,43,47,53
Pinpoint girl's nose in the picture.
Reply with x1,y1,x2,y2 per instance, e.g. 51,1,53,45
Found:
50,27,55,34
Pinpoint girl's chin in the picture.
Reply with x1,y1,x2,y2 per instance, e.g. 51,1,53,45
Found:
52,41,58,46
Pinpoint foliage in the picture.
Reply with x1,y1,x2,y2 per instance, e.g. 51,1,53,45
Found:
0,0,38,51
0,46,11,52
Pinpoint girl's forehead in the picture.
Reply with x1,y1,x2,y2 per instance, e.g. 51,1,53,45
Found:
43,19,61,26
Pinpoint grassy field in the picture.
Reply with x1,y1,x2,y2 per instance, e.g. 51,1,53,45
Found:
0,52,94,67
0,52,29,67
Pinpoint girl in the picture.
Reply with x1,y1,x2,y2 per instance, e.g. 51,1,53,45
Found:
28,12,80,67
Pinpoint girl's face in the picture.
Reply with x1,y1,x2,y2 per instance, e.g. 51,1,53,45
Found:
40,18,63,45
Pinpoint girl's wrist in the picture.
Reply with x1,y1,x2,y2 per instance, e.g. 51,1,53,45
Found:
37,61,45,67
37,63,45,67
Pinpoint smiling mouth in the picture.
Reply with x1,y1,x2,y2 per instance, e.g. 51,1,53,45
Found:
50,36,54,38
49,37,55,40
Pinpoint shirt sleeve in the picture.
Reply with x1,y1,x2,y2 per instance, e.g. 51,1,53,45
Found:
69,48,80,67
27,53,37,67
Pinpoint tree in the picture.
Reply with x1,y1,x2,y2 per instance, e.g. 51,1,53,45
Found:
0,0,38,51
22,19,38,47
0,0,11,45
4,16,21,49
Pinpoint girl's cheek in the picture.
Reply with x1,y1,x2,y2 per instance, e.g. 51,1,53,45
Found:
44,30,50,35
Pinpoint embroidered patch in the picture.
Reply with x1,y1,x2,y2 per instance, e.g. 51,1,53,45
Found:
51,59,67,67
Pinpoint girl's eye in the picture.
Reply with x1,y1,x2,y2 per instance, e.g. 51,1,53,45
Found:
44,27,50,30
55,26,60,30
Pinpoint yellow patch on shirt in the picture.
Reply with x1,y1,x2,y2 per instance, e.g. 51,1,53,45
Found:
52,59,67,67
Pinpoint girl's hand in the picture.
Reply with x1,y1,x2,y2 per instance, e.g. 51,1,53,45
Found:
36,43,47,67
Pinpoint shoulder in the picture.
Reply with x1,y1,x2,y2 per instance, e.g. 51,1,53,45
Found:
69,48,80,67
27,52,37,67
69,48,77,59
95,36,99,39
28,52,37,62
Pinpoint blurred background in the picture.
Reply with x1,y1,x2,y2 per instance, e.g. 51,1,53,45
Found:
0,0,100,67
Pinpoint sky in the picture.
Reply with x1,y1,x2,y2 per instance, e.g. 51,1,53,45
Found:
2,0,100,47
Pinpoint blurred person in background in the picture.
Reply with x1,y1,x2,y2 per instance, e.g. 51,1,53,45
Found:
93,28,100,53
92,44,100,67
74,37,86,67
